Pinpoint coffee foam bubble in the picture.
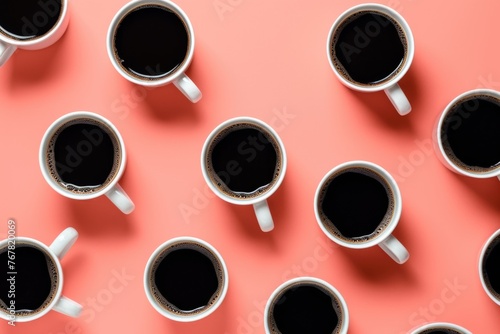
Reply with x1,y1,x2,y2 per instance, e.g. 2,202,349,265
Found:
45,118,122,195
441,94,500,174
205,122,283,200
0,243,59,317
148,242,225,316
330,10,409,86
267,281,344,334
318,167,395,243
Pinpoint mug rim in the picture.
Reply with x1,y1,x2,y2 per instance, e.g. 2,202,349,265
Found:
326,3,415,92
39,111,127,200
409,322,472,334
106,0,195,87
314,160,403,249
263,276,349,334
143,236,229,322
0,237,64,322
435,88,500,178
479,228,500,306
0,0,69,47
200,116,288,205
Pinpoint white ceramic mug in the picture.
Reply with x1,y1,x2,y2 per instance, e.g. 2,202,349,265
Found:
201,117,287,232
0,227,82,323
314,160,409,264
326,3,415,115
107,0,201,103
39,111,135,214
0,0,70,66
434,89,500,180
144,237,228,322
479,229,500,306
409,322,472,334
264,277,349,334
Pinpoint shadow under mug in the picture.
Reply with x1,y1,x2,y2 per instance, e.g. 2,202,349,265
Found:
264,277,349,334
201,117,287,232
144,237,228,322
0,0,70,66
434,89,500,180
0,227,82,323
327,3,415,115
409,322,472,334
314,160,409,264
39,111,135,214
106,0,201,103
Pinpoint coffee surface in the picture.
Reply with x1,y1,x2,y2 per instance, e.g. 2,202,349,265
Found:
153,247,220,313
442,96,500,172
114,5,189,79
320,169,392,242
483,237,500,298
0,0,62,40
0,245,58,316
47,120,120,194
269,284,341,334
333,11,406,85
208,125,280,198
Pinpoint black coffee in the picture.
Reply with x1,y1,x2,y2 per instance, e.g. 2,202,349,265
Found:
268,283,343,334
0,0,62,40
482,236,500,299
47,119,121,194
207,124,281,199
419,330,461,334
150,244,224,315
113,5,189,79
332,11,407,85
0,244,58,316
441,95,500,173
319,168,393,242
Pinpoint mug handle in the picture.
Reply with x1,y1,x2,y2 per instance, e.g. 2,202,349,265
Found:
253,200,274,232
52,296,83,318
49,228,83,318
384,83,411,116
48,228,82,318
49,227,78,260
173,73,202,103
0,42,16,67
378,234,409,264
105,183,135,214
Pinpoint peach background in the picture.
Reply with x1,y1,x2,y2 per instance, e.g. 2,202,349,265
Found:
1,0,500,333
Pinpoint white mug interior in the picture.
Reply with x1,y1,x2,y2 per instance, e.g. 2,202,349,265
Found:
326,3,415,92
434,89,500,179
0,238,64,323
314,160,403,249
143,237,229,322
0,0,69,50
264,277,349,334
200,117,287,206
39,111,127,200
479,229,500,306
106,0,195,87
409,322,472,334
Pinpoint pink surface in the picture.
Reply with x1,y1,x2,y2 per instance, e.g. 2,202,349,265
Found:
1,0,500,333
